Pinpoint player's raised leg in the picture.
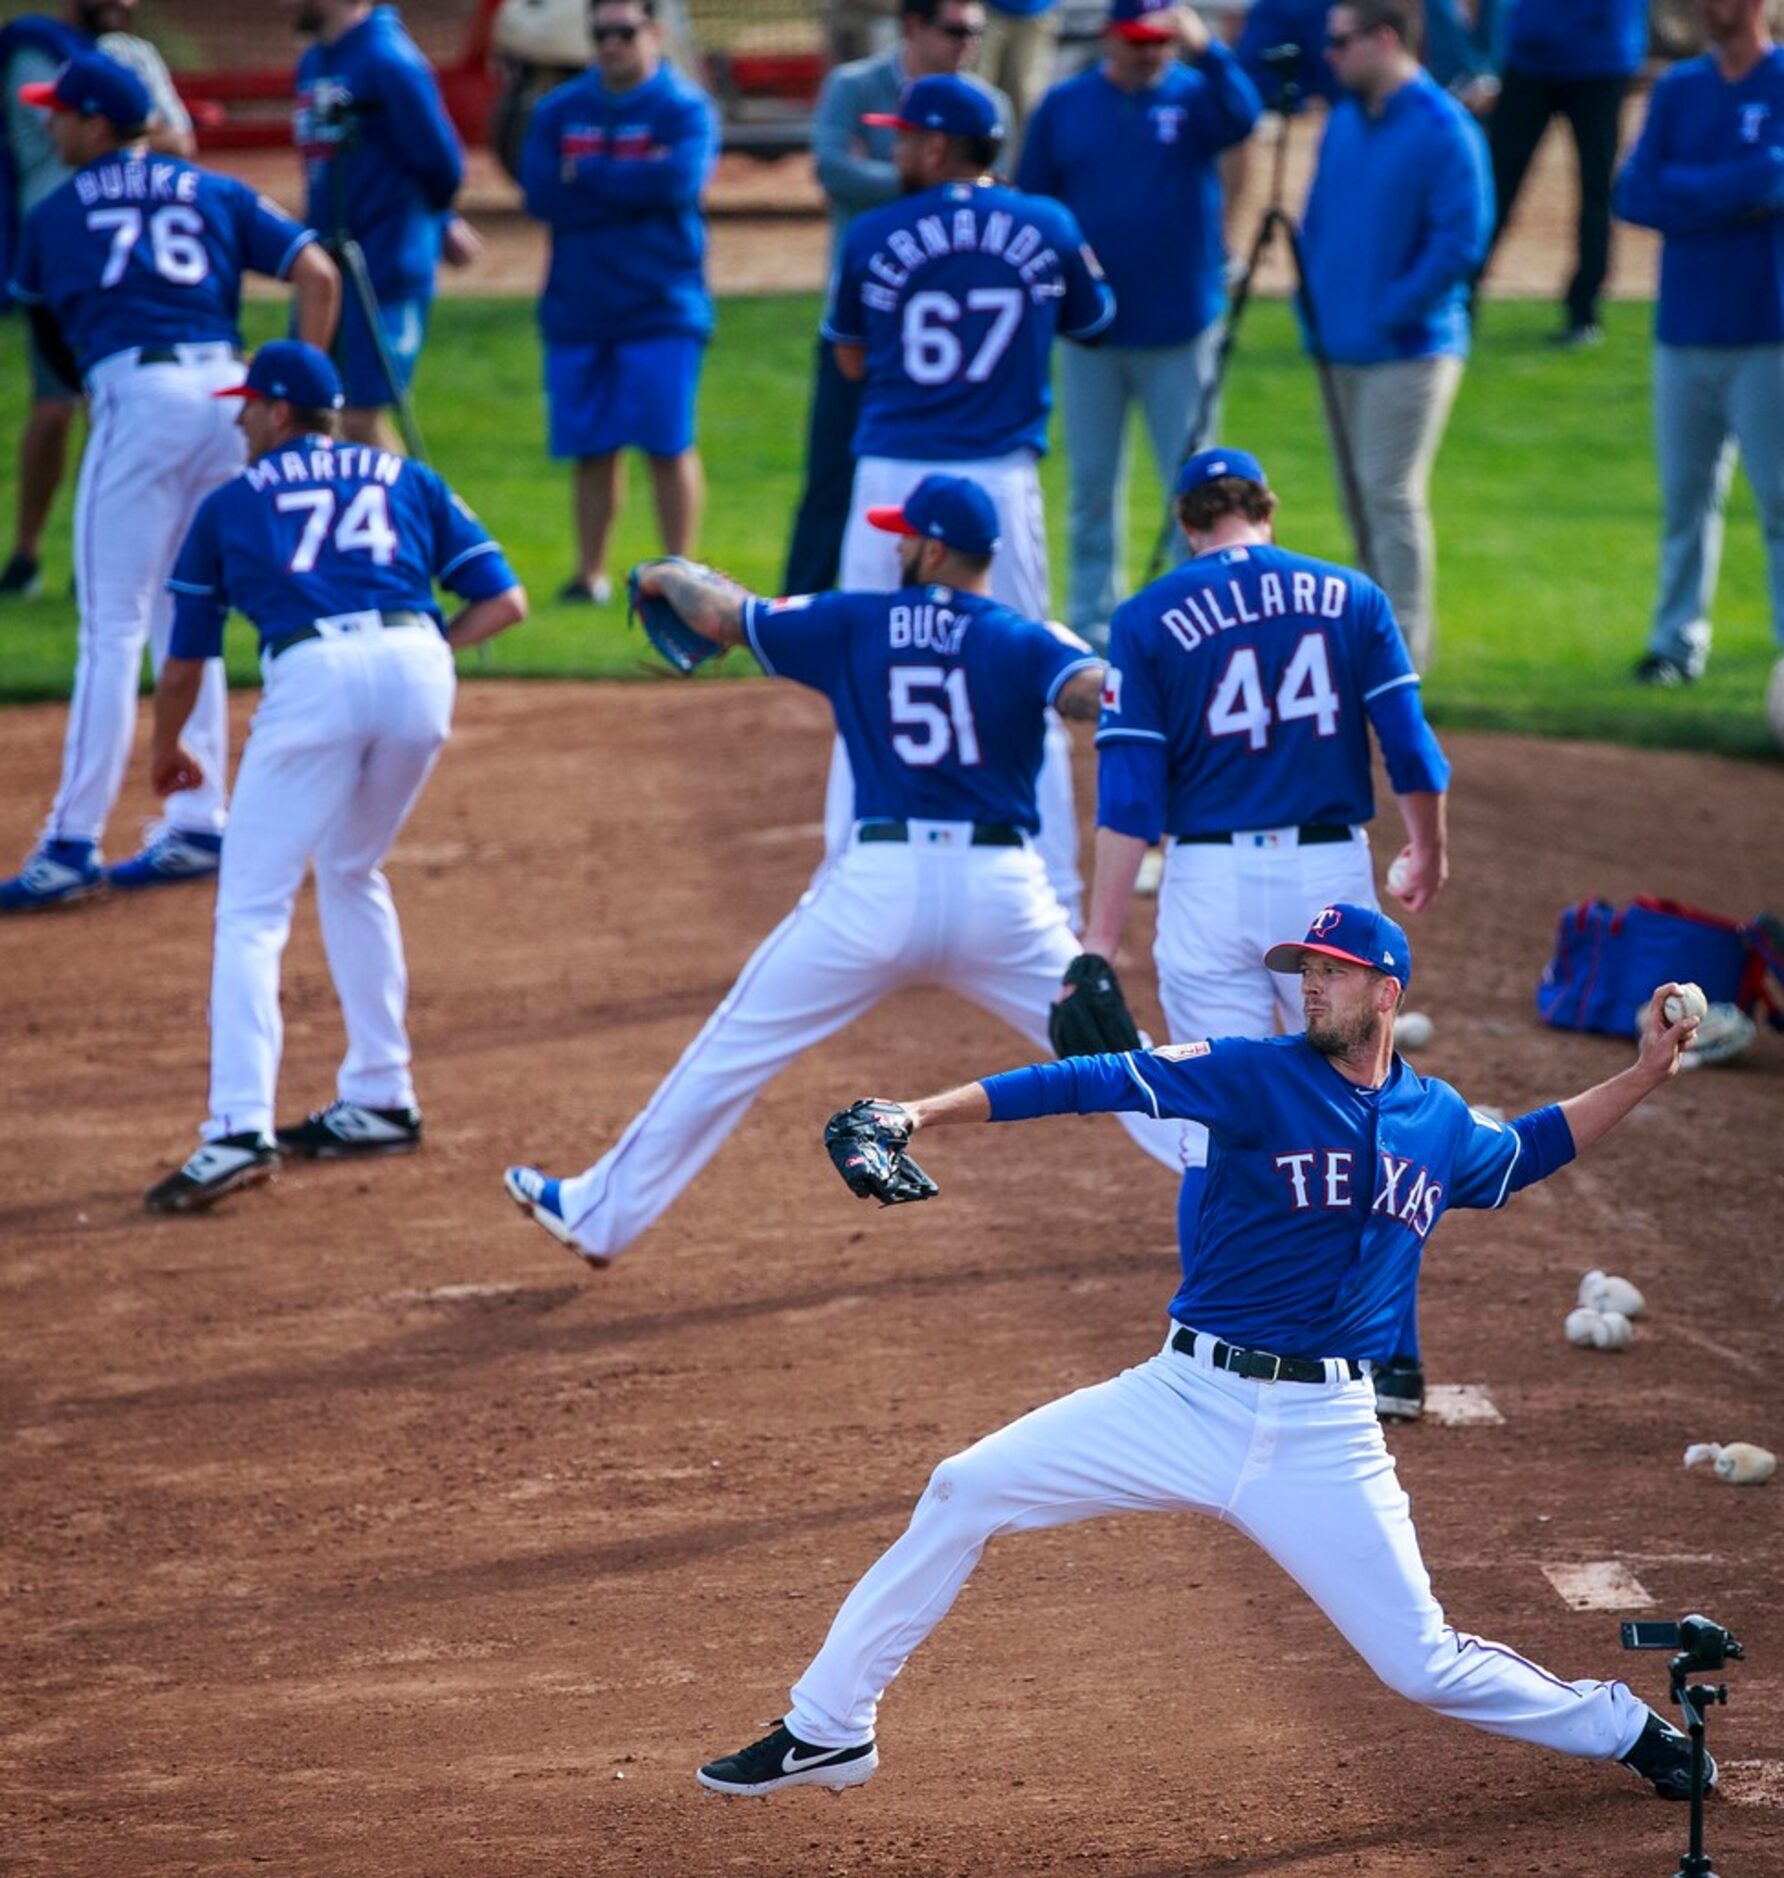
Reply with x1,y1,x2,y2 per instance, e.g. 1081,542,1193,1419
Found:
509,847,916,1264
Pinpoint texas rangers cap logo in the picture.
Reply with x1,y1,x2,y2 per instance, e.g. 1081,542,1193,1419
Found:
1309,906,1341,938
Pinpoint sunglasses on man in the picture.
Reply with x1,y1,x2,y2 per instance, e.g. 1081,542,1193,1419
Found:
593,20,642,41
930,20,984,39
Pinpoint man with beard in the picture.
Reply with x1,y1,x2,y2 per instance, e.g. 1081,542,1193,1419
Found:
1070,445,1449,1418
282,0,478,450
0,0,192,599
696,913,1715,1812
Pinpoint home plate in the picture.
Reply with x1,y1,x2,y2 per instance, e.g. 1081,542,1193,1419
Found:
1720,1761,1784,1807
1424,1384,1504,1426
1541,1561,1655,1611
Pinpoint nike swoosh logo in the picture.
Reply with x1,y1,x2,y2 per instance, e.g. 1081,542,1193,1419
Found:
781,1743,854,1774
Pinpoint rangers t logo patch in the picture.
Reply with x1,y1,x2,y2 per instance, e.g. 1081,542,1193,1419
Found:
1309,906,1342,938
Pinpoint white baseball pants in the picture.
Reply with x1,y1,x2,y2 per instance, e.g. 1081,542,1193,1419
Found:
201,626,455,1143
49,344,244,846
1156,830,1378,1172
787,1328,1652,1765
554,829,1179,1260
830,450,1081,927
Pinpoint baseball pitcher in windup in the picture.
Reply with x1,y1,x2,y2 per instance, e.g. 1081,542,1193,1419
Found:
696,904,1715,1811
503,472,1181,1265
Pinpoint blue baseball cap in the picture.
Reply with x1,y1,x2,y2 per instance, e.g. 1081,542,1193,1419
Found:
18,52,153,131
1108,0,1179,40
215,341,345,412
863,74,1002,142
1265,902,1413,989
867,473,1002,557
1175,445,1269,499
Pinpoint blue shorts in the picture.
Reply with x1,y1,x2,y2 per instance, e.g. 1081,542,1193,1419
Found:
330,287,430,409
545,334,704,460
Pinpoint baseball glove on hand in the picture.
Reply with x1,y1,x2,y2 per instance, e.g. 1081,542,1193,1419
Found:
627,557,726,674
1049,953,1143,1058
823,1100,939,1207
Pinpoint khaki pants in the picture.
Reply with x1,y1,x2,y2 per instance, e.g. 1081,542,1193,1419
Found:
980,6,1059,147
1326,355,1465,670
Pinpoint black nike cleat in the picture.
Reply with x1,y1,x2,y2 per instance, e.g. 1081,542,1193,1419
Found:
1373,1355,1426,1422
275,1099,422,1158
696,1722,878,1797
1621,1710,1718,1802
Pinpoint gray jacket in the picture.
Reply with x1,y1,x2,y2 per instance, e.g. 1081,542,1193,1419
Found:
812,49,1011,270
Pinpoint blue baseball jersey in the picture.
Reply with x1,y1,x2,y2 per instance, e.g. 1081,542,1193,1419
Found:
743,585,1098,829
1095,542,1449,839
295,3,464,299
167,436,518,660
822,178,1114,461
7,154,313,377
983,1037,1576,1361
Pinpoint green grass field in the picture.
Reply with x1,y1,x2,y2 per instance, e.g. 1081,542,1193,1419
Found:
0,294,1775,758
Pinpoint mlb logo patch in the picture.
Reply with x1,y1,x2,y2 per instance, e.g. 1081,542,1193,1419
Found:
1153,1040,1211,1062
1101,666,1123,713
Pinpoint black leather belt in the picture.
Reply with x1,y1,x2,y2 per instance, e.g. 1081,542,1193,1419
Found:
136,345,243,366
266,608,432,660
1175,823,1353,847
1171,1325,1363,1383
858,820,1023,848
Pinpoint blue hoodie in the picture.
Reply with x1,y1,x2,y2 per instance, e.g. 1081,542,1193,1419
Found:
1506,0,1648,82
295,5,464,298
521,62,718,345
1300,72,1492,366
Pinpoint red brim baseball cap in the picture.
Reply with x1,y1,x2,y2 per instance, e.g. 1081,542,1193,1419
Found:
866,505,918,537
1264,903,1412,986
17,80,64,109
860,111,915,130
1108,20,1176,39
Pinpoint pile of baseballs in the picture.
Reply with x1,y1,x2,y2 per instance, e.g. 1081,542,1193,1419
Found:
1564,1268,1645,1353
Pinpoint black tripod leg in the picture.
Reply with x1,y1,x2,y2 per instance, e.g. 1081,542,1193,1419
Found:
1281,219,1375,584
333,236,430,463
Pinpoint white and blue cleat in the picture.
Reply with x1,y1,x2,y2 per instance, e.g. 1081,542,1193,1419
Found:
108,827,223,891
503,1165,610,1268
0,839,105,913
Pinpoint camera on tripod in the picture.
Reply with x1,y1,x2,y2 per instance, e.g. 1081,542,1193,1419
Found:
1621,1615,1744,1673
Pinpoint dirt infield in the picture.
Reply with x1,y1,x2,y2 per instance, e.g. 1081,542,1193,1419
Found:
2,681,1781,1877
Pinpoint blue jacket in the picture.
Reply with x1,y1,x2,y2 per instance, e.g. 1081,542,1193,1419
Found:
1614,50,1784,348
522,63,718,345
0,15,89,312
1506,0,1647,81
295,5,464,299
1300,73,1492,365
1016,51,1260,347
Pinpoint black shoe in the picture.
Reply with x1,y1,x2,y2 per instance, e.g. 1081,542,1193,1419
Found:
1633,652,1695,687
274,1099,422,1159
1374,1355,1425,1422
0,550,42,598
554,574,612,605
696,1722,878,1797
1621,1709,1718,1802
145,1133,277,1213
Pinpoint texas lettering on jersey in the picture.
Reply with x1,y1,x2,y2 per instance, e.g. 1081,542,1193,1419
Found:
1273,1147,1443,1240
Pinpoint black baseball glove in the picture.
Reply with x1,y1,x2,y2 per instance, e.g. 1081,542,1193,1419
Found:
627,557,725,674
823,1099,939,1207
1048,953,1143,1058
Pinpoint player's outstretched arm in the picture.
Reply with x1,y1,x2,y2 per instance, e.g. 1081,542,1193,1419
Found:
903,1081,993,1132
634,558,751,649
1557,985,1701,1156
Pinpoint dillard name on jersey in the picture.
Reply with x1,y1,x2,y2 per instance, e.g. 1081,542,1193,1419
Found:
860,207,1068,314
1160,565,1352,655
1273,1148,1443,1239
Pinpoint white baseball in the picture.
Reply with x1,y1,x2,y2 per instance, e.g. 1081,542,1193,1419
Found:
1714,1443,1776,1486
1583,1273,1645,1318
1395,1010,1433,1050
1564,1307,1601,1348
1387,853,1414,897
1663,983,1708,1026
1591,1310,1633,1352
